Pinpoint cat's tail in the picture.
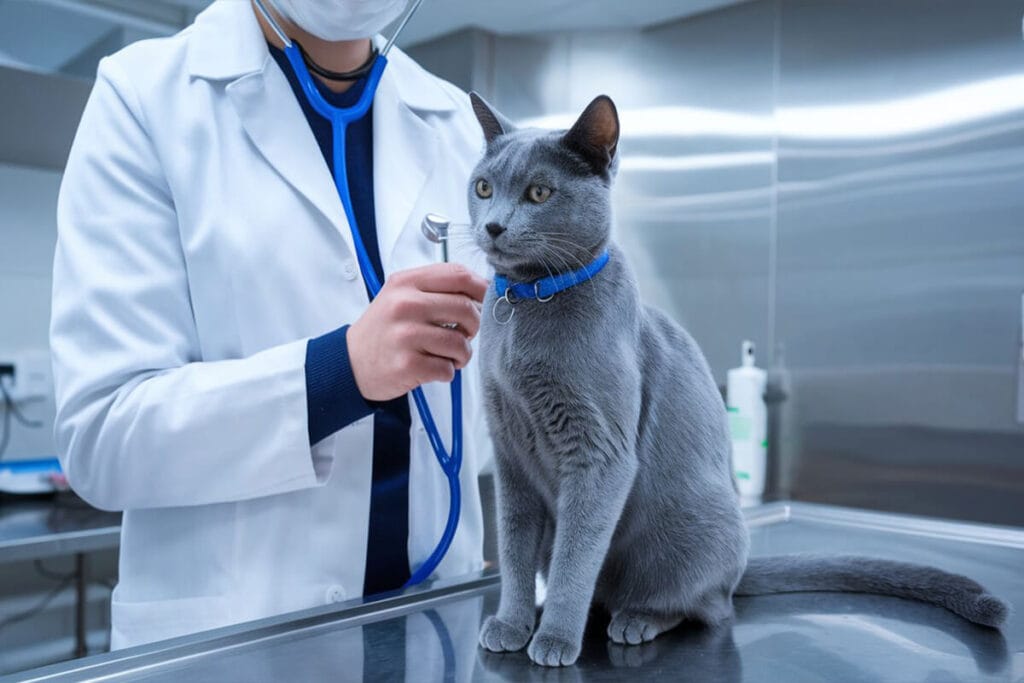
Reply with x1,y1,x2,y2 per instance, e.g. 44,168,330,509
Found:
736,554,1009,628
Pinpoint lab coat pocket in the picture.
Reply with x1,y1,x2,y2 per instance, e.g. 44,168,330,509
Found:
110,591,233,650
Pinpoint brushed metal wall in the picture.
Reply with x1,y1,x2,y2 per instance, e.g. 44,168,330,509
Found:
775,0,1024,524
411,0,778,383
408,0,1024,525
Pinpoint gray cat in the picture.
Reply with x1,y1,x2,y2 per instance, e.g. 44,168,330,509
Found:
467,93,1009,667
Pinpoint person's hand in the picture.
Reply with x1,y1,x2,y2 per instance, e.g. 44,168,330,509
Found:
347,263,488,401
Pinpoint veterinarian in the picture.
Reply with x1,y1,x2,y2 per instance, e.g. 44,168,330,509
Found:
50,0,492,648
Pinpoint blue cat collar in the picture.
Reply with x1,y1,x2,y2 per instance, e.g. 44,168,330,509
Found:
494,250,611,302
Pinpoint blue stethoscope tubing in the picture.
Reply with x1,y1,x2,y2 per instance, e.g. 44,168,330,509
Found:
269,11,462,588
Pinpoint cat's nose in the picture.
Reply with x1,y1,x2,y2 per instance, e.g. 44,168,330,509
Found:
485,222,506,239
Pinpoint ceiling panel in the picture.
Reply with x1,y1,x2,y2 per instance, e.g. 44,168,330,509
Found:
0,0,748,79
396,0,748,45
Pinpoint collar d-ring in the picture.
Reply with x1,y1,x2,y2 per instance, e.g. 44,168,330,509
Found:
534,282,555,303
492,293,515,325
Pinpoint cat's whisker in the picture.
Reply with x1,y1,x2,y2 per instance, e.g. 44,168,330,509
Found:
539,235,592,256
445,235,486,251
445,234,481,247
541,242,590,273
537,252,556,283
493,237,590,282
538,246,576,283
536,235,589,251
541,238,605,278
544,244,574,271
543,243,604,294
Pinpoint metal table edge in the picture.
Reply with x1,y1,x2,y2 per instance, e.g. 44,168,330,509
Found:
0,526,122,563
776,501,1024,549
9,502,1024,682
4,570,503,683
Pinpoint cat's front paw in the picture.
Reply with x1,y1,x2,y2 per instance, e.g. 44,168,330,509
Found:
479,615,533,653
527,631,582,667
607,611,681,645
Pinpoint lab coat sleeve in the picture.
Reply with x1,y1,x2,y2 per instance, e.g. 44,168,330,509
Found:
51,58,325,511
305,325,374,444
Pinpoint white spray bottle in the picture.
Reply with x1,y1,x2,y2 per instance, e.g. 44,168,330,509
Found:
727,340,767,507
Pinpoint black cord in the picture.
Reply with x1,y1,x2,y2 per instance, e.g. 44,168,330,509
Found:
0,558,116,650
0,577,115,634
0,379,44,458
0,390,10,459
0,380,44,427
34,558,77,582
0,563,117,644
0,577,74,633
296,40,378,82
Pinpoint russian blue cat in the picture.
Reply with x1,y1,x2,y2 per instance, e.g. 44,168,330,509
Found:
467,93,1008,667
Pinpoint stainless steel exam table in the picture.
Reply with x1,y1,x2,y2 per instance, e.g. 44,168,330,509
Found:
7,502,1022,682
0,497,120,658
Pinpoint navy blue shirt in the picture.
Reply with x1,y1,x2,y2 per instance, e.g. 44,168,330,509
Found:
269,45,411,594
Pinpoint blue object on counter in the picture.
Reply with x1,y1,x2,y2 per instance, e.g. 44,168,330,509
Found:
0,457,63,494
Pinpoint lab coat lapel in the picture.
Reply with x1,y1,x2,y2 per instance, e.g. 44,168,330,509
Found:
226,66,358,262
194,1,450,281
373,67,439,279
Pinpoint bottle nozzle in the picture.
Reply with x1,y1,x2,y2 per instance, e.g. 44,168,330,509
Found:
742,340,756,367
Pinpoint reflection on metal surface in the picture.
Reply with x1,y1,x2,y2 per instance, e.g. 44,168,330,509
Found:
1018,292,1024,424
520,106,771,137
620,151,774,172
518,71,1024,143
13,503,1020,682
775,0,1024,524
779,73,1024,139
407,0,1024,519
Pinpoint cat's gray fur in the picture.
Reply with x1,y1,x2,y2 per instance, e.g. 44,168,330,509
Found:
467,92,1009,667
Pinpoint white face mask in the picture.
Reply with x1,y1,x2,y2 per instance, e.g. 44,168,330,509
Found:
269,0,409,42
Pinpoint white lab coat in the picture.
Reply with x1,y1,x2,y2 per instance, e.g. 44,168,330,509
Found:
50,0,491,649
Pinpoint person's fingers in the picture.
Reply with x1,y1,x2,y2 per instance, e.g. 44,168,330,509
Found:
417,292,482,338
415,354,457,385
397,263,489,302
416,326,473,368
390,292,480,338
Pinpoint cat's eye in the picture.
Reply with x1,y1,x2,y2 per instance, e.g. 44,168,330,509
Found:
527,185,552,204
475,178,493,199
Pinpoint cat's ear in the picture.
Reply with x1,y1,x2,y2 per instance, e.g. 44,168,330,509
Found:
470,92,515,144
562,95,620,176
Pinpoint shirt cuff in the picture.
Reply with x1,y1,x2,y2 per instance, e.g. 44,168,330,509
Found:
305,325,374,446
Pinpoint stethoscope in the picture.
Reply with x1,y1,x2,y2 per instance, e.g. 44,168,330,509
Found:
252,0,461,588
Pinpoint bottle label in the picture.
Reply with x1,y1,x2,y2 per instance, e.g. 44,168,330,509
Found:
728,412,752,441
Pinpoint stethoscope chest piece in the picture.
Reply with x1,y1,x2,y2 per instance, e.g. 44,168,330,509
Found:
421,213,452,263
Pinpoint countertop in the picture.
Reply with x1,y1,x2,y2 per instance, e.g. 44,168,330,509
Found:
0,495,120,563
8,502,1022,682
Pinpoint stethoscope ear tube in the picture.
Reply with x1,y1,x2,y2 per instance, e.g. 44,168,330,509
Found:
252,0,426,57
381,0,426,57
251,0,293,47
269,2,463,590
